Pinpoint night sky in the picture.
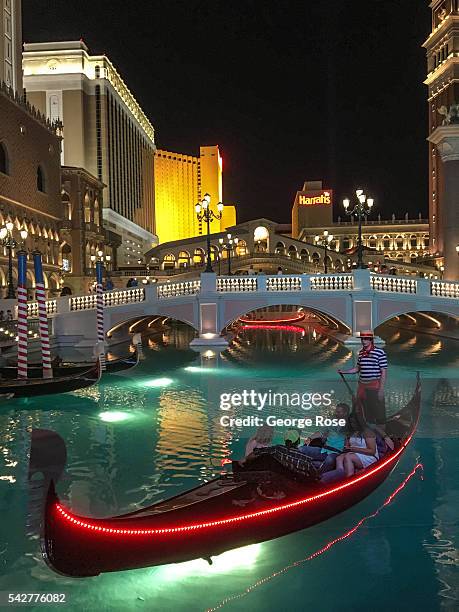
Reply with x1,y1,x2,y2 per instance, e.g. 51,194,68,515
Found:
23,0,431,224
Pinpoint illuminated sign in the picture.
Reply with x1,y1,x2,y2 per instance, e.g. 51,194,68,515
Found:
298,191,332,206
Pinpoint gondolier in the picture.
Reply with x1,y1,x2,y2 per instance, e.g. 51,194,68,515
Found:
338,330,388,424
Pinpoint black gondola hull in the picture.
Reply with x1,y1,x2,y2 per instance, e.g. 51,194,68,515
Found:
42,443,406,577
41,376,420,577
1,362,100,398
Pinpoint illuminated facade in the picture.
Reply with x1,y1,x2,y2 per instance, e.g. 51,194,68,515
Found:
423,0,459,280
0,0,22,93
154,145,236,244
0,84,63,295
22,40,158,264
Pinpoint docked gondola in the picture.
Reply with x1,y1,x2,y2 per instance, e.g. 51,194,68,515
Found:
239,311,306,325
39,375,420,577
1,348,138,380
0,360,100,398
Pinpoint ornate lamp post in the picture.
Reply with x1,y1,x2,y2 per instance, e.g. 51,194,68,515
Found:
195,194,223,273
314,230,334,274
342,189,374,269
218,234,238,276
0,222,28,299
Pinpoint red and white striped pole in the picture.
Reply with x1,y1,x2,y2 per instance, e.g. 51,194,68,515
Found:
16,250,28,379
95,259,106,371
33,250,53,379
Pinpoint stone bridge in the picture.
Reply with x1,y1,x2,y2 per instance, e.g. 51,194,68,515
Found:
17,269,459,352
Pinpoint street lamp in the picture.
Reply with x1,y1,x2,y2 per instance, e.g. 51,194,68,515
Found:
195,194,224,272
218,233,239,276
314,230,334,274
342,189,374,269
0,222,28,299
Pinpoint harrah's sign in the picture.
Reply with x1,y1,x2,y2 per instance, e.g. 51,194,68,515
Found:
298,191,332,206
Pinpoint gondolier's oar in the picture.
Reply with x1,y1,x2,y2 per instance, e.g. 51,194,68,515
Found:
339,371,356,400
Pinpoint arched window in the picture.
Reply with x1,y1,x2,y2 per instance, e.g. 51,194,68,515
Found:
61,191,71,220
369,236,377,249
383,236,391,250
410,235,417,249
396,235,404,250
37,165,46,192
0,142,9,175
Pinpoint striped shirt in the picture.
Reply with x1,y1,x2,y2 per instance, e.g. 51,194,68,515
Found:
358,347,388,382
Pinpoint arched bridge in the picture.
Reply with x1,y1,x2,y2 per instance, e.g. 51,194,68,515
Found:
24,269,459,350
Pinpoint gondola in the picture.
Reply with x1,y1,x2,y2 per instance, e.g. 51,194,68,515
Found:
239,311,306,325
39,374,420,577
0,360,101,398
1,348,138,380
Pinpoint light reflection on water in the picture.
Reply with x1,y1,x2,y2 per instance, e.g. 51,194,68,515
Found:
0,323,458,610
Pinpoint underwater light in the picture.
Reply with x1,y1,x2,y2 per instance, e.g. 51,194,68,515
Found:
99,411,132,423
160,543,261,579
143,377,174,387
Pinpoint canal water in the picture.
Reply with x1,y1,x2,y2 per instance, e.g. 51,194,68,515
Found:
0,323,458,611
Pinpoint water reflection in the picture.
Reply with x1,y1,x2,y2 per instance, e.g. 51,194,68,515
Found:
0,323,458,609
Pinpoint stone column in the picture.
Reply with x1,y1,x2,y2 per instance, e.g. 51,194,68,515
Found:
428,125,459,281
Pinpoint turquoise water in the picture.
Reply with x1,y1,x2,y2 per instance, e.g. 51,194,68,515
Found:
0,324,458,611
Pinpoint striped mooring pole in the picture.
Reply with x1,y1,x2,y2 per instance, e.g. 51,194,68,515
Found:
33,250,53,379
16,249,28,379
95,260,106,371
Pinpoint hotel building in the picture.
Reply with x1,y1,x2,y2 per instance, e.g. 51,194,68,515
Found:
423,0,459,280
1,0,22,93
22,40,158,265
154,145,236,244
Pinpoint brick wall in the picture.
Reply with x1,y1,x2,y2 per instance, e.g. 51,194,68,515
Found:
0,91,61,221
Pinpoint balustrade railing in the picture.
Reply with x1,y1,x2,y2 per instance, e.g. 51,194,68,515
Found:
217,277,257,292
157,280,201,299
70,287,145,311
310,274,354,291
27,299,57,317
371,276,417,294
431,280,459,299
266,276,302,291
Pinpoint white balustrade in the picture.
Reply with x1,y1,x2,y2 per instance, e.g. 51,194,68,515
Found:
266,276,302,291
217,277,258,292
157,280,201,299
70,294,96,311
431,280,459,299
70,288,145,311
27,300,57,318
104,288,145,306
371,275,417,294
310,275,354,291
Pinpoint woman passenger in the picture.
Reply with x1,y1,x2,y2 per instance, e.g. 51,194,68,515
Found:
336,413,379,477
244,425,274,459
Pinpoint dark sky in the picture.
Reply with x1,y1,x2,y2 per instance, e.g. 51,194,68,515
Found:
23,0,431,224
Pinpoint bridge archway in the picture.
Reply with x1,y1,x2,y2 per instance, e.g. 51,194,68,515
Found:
220,301,351,335
376,308,459,331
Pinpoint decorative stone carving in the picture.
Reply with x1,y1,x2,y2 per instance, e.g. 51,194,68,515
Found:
438,103,459,125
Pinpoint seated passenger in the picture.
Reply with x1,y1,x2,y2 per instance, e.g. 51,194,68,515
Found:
243,425,274,460
299,403,351,471
243,430,318,481
336,413,379,477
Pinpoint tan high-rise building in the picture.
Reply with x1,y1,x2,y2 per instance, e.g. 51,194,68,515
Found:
1,0,22,93
154,145,236,244
22,40,158,265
